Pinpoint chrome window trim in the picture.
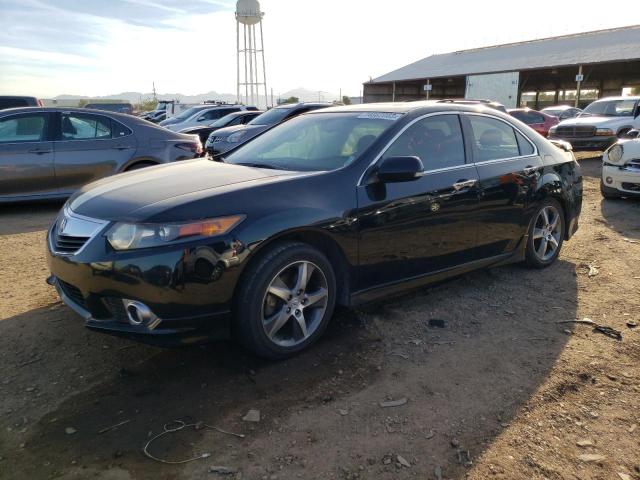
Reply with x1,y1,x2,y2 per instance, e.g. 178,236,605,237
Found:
357,111,464,186
462,112,539,162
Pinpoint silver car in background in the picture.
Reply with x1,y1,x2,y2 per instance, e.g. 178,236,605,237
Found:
0,107,203,203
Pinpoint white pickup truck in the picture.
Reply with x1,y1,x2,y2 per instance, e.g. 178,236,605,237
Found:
548,96,640,151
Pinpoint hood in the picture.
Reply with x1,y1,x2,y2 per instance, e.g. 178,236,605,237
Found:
212,124,268,139
559,116,629,127
69,159,293,221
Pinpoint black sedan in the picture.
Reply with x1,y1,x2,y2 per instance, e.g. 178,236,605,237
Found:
205,102,331,156
178,110,263,145
46,101,582,358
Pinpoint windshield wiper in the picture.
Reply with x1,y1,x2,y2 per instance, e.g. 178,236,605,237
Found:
235,162,282,170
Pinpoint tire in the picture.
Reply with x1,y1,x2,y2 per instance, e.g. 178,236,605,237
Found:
525,198,565,269
600,178,620,199
125,161,156,171
233,242,337,359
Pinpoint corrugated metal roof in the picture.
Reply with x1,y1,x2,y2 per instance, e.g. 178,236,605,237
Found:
371,25,640,83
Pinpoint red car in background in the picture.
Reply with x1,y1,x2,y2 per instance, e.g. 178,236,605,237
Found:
508,108,559,137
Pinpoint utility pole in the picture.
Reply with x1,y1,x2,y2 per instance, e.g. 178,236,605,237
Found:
152,82,157,102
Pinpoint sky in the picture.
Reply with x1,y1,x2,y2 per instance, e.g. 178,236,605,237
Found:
1,0,639,99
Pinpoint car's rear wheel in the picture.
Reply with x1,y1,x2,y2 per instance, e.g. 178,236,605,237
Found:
600,178,620,199
234,242,336,359
525,199,564,269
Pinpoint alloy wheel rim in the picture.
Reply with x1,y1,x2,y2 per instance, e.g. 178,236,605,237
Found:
261,261,329,347
532,205,562,261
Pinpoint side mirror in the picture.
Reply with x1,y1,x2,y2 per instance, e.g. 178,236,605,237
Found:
197,117,206,122
376,156,424,183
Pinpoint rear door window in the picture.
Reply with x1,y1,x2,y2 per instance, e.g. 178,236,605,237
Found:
382,114,466,170
0,114,48,143
468,115,520,162
61,113,111,140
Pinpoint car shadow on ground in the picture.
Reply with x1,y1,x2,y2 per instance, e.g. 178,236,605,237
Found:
0,256,579,480
0,201,64,236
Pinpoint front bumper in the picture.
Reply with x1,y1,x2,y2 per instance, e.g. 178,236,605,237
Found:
548,134,617,151
46,224,244,346
602,164,640,196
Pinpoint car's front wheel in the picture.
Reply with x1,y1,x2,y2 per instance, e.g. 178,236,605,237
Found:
234,242,336,359
525,199,564,269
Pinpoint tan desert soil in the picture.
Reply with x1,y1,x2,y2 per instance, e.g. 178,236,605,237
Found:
0,153,638,480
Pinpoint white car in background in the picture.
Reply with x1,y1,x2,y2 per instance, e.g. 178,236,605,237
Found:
601,136,640,198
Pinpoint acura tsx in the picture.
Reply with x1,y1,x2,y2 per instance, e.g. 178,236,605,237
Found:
46,101,582,358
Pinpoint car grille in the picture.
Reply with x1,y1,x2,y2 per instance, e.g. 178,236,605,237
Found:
52,226,90,254
621,182,640,192
58,279,87,308
556,125,596,138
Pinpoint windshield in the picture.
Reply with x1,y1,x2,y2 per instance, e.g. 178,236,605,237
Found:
173,107,202,120
224,112,400,172
210,113,239,128
582,99,638,117
248,107,292,126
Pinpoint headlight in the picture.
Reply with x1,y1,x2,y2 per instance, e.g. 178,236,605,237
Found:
595,128,614,136
227,131,247,143
548,126,557,135
106,215,245,251
607,144,624,164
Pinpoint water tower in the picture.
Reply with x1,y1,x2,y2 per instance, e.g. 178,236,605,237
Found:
236,0,267,108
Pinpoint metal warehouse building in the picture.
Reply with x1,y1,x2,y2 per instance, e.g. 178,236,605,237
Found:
363,25,640,109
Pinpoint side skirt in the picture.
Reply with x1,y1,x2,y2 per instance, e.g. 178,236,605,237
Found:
349,235,527,307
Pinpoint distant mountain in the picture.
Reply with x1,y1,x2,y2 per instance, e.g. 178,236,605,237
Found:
51,87,339,105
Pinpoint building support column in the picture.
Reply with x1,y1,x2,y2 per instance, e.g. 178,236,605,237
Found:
575,65,583,107
392,82,396,102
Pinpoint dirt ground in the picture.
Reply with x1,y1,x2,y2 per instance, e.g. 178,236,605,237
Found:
0,153,638,480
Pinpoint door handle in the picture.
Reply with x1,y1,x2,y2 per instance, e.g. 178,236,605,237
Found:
524,165,539,175
452,179,477,191
113,145,131,150
28,148,51,155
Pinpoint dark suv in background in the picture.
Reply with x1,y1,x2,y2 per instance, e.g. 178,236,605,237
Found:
0,107,202,203
206,102,332,156
0,96,42,110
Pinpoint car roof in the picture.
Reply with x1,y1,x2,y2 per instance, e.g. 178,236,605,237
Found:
274,102,333,110
541,105,577,110
592,96,640,102
311,100,512,116
0,106,137,122
0,95,38,100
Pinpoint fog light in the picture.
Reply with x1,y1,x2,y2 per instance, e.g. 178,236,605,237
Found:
122,300,160,329
605,176,613,184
